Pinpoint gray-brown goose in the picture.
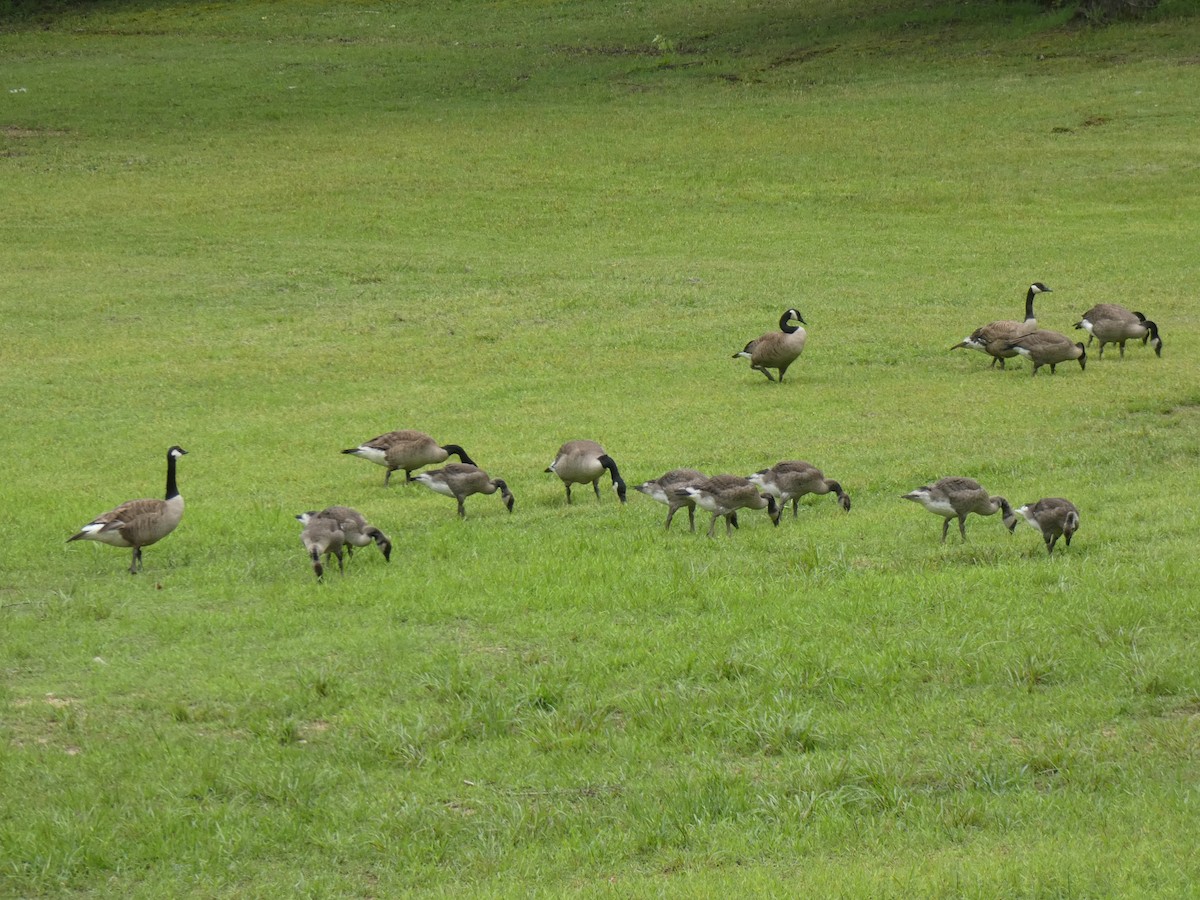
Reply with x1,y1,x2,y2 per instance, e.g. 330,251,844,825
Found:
314,506,391,562
415,463,514,517
1074,303,1162,359
545,440,626,504
67,446,188,574
1012,498,1079,555
635,468,709,531
733,308,807,383
902,476,1016,543
1005,329,1086,376
296,512,345,581
952,282,1051,369
678,475,781,537
342,430,474,485
748,460,851,516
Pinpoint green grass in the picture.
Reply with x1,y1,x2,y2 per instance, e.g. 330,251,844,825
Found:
3,0,1200,894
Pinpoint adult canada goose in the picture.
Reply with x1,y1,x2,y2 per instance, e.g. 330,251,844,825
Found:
545,440,627,504
635,468,710,532
67,446,188,574
1011,497,1079,556
1073,304,1162,359
952,282,1052,369
748,460,851,517
678,475,781,537
414,463,514,518
733,308,807,383
296,512,345,581
341,430,475,485
902,476,1016,543
314,506,391,562
1005,329,1086,376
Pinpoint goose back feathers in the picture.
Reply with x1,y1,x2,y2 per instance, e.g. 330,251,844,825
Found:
902,476,1016,543
1006,329,1086,376
415,463,514,517
342,430,474,485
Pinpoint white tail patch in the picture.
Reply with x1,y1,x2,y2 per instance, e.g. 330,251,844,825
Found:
352,447,389,466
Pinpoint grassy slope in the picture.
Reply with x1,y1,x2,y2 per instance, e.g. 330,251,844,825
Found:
2,0,1199,894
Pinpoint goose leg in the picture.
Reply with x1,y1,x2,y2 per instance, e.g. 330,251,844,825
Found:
958,516,969,542
707,513,719,538
457,497,467,518
792,498,799,518
1119,341,1126,359
593,480,601,501
405,469,416,482
334,548,344,574
752,365,775,382
1047,533,1059,555
565,484,573,504
687,504,696,532
725,514,734,536
129,547,141,574
384,468,394,487
664,506,677,530
941,518,951,543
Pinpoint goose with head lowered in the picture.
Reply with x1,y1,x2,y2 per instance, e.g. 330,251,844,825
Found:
67,446,188,574
1010,497,1079,556
342,429,474,485
1074,303,1162,359
635,468,712,532
952,282,1051,369
545,440,626,504
733,308,807,383
1005,329,1086,376
678,475,781,537
312,506,391,562
902,476,1016,543
296,512,345,581
748,460,851,517
415,463,514,518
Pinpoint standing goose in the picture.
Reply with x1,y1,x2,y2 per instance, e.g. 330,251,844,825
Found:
1005,329,1086,376
952,282,1052,369
545,440,627,504
296,512,345,581
679,475,781,537
314,506,391,562
1073,304,1162,359
67,446,188,574
342,430,474,485
635,468,710,532
414,463,514,518
748,460,851,517
1012,498,1079,556
902,476,1016,543
733,308,807,383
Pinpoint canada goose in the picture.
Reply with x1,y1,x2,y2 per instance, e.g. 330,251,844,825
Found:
748,460,851,516
679,475,781,537
902,476,1016,543
635,468,709,531
342,430,474,485
952,282,1052,369
733,308,807,383
414,463,514,518
67,446,188,574
314,506,391,562
1005,330,1086,376
545,440,627,504
1074,304,1162,359
1011,497,1079,556
296,512,345,581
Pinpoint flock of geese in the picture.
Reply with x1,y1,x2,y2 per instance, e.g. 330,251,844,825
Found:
65,284,1163,578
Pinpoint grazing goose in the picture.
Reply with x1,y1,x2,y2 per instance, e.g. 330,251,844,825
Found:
67,446,188,574
1011,498,1079,556
314,506,391,562
1074,304,1162,359
545,440,627,504
414,463,514,518
679,475,781,537
748,460,851,517
342,430,474,485
1005,329,1086,376
952,282,1052,369
635,468,710,532
296,512,345,581
902,476,1016,543
733,308,807,383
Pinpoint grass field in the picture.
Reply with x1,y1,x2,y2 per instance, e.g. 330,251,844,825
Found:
2,0,1200,894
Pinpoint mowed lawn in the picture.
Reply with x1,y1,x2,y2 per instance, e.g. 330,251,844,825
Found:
2,0,1199,895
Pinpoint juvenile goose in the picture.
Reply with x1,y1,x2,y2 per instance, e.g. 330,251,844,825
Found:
635,468,709,532
733,308,807,383
952,282,1052,369
748,460,851,517
1005,329,1086,376
679,475,781,537
342,430,474,485
67,446,188,574
902,476,1016,543
1074,304,1162,359
545,440,627,504
296,512,345,581
314,506,391,562
414,463,514,518
1011,498,1079,556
